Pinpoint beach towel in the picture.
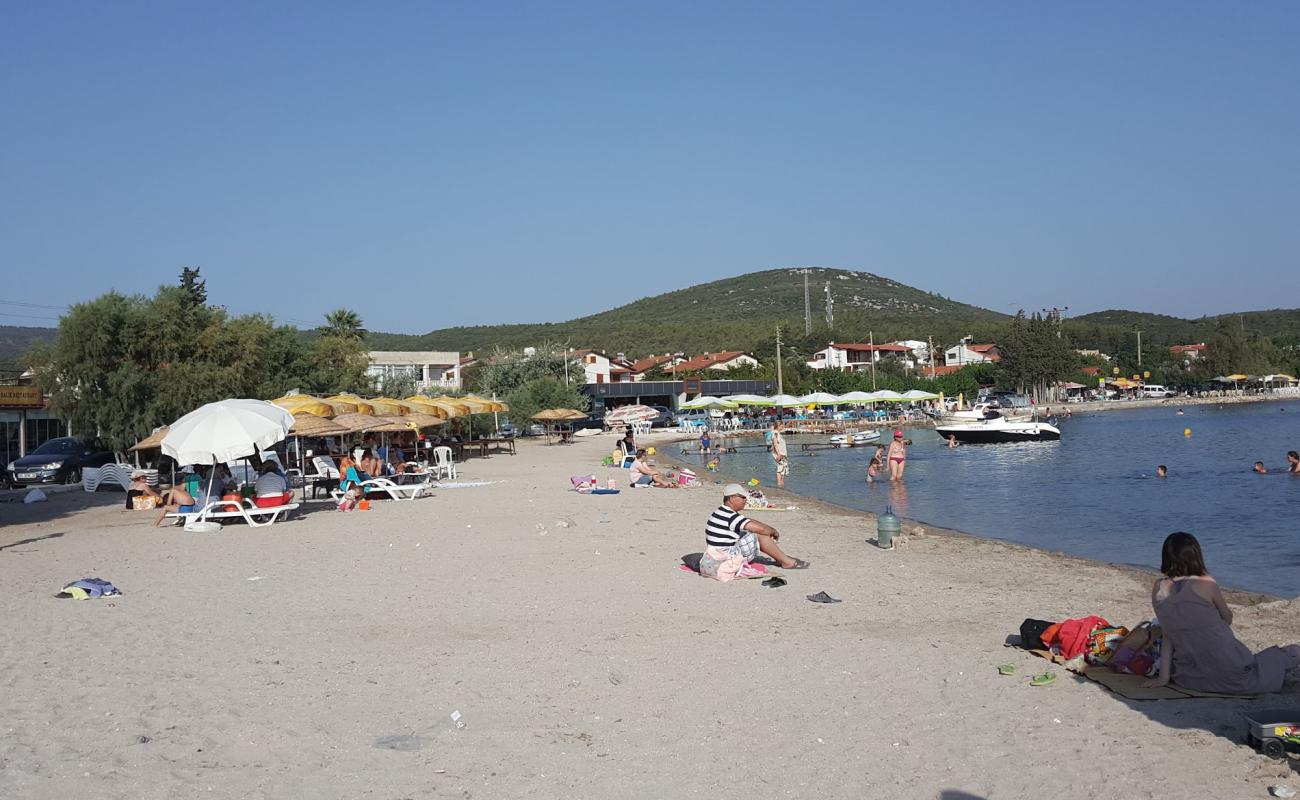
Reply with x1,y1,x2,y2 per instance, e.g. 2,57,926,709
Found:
1022,647,1252,700
57,578,122,600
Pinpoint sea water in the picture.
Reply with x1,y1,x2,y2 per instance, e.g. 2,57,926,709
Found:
700,401,1300,596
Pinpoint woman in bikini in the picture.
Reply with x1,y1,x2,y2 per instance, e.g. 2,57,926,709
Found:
887,429,907,481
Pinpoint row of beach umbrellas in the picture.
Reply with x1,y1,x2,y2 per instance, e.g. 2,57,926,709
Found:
679,389,941,411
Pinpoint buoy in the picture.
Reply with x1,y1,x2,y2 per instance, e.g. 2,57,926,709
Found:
747,478,760,486
646,447,656,456
1184,428,1192,437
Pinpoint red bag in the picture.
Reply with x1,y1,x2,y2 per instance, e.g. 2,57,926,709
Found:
1110,621,1157,675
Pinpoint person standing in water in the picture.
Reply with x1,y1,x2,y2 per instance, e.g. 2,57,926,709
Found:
770,419,789,488
866,445,885,483
887,429,907,481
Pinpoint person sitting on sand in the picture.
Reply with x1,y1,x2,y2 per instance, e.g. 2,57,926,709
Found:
1253,461,1268,474
154,468,202,526
1143,532,1300,694
1287,451,1299,474
629,449,676,488
1156,465,1167,478
698,483,809,581
125,470,161,510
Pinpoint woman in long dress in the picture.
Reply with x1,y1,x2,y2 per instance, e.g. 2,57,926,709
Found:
1144,532,1300,694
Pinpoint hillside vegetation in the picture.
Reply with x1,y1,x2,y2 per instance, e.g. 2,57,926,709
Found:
370,267,1010,355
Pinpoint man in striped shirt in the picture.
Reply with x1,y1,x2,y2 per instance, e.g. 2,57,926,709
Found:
700,484,809,579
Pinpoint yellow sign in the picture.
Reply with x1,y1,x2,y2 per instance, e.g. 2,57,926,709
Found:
1112,367,1120,375
0,385,43,409
1143,371,1151,379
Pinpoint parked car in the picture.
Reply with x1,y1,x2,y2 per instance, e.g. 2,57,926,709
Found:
649,406,676,428
7,437,115,487
573,412,606,432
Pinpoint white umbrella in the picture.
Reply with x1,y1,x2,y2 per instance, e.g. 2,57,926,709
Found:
799,392,843,406
769,394,808,408
163,399,295,465
836,391,877,404
901,389,940,401
723,394,776,406
680,396,739,410
605,404,658,424
870,390,907,402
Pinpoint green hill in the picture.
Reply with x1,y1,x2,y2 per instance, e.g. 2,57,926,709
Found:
370,267,1011,356
1068,308,1300,350
0,325,57,371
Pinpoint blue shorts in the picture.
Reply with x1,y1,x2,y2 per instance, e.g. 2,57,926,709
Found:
633,475,654,486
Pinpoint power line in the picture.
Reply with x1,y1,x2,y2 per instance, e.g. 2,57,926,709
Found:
0,311,62,321
0,299,70,311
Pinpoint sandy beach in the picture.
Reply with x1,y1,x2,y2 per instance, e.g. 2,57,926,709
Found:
3,431,1299,800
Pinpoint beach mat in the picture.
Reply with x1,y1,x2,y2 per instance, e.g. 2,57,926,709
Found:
1024,648,1253,700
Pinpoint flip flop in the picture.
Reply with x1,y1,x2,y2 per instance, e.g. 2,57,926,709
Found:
806,591,842,604
1030,671,1056,687
784,559,811,570
761,576,787,588
997,664,1017,676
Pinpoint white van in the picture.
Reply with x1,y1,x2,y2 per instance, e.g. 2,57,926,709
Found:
1142,385,1174,398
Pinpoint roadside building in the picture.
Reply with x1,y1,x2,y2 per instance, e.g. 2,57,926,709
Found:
366,351,462,393
944,342,1001,367
672,351,759,373
806,342,914,371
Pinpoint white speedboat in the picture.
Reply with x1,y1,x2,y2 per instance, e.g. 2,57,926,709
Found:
940,402,1034,422
828,430,882,448
935,416,1061,444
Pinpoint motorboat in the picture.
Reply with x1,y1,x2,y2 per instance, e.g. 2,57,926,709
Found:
938,402,1034,422
828,430,882,448
935,416,1061,444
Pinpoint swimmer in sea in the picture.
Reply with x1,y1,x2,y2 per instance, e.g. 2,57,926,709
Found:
1253,461,1268,474
947,435,958,449
1287,451,1298,474
1156,465,1167,478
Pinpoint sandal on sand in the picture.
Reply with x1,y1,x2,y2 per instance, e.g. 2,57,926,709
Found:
997,664,1017,676
1030,671,1056,687
783,559,811,570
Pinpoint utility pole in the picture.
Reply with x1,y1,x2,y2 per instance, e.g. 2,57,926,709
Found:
928,335,936,379
869,330,877,391
775,327,784,395
803,271,811,336
824,282,834,329
1135,329,1143,367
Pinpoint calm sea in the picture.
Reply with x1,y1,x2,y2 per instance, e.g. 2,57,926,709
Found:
697,401,1300,596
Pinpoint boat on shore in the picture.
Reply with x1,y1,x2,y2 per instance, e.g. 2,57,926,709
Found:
936,402,1035,423
935,416,1061,444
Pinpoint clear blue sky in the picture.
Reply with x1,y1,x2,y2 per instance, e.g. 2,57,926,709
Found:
2,2,1297,334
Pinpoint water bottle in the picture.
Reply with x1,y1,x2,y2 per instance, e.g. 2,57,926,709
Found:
877,504,900,550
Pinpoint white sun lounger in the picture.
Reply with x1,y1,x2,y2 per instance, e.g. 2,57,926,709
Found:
166,498,301,528
330,475,433,502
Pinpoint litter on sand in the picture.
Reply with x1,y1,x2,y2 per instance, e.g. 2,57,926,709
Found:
56,578,122,600
450,710,465,729
373,734,424,751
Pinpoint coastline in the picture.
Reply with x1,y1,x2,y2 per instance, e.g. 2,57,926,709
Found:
660,435,1281,606
3,431,1299,799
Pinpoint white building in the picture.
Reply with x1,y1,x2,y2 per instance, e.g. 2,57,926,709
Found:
367,351,462,392
807,343,915,371
575,350,638,384
944,343,1001,367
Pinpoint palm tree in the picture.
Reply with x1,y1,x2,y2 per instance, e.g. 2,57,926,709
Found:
320,309,367,340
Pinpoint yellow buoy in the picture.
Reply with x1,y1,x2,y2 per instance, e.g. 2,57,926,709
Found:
748,478,760,486
1184,428,1192,437
646,446,656,456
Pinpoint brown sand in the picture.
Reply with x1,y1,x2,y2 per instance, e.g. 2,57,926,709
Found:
2,431,1298,799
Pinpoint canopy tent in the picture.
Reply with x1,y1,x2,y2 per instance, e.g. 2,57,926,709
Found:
868,390,908,402
679,395,740,410
901,389,940,401
402,396,452,418
721,394,776,406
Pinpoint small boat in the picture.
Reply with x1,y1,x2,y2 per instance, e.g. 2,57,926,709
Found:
935,416,1061,444
828,430,882,448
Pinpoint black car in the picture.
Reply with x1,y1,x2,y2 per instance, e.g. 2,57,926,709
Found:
649,406,676,428
7,437,115,487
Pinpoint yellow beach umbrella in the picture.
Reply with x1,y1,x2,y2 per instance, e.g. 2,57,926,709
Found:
402,396,451,418
327,395,373,415
272,394,335,418
366,397,410,416
463,394,508,413
428,397,472,417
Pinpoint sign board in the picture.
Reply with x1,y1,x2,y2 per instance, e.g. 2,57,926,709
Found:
0,385,43,409
682,378,701,395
